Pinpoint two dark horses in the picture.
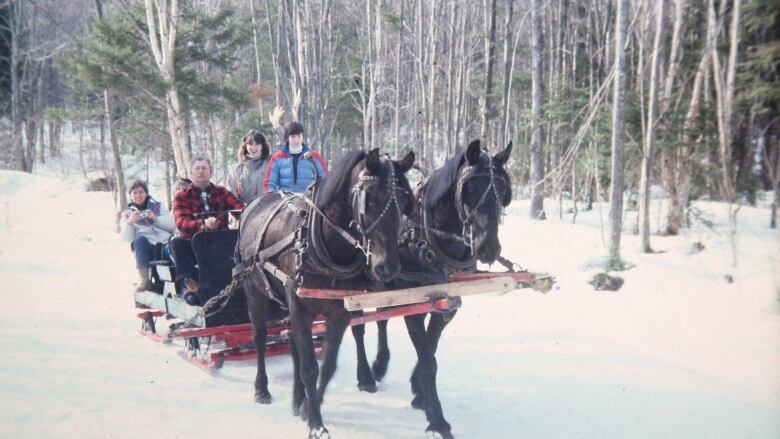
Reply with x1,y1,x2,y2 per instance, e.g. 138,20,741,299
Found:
237,141,512,438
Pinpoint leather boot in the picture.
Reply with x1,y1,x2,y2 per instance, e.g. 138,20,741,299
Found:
135,267,153,292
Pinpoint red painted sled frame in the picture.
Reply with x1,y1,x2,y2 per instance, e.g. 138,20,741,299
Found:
137,271,546,371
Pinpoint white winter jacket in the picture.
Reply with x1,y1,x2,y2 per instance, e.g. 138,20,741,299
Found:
120,198,176,245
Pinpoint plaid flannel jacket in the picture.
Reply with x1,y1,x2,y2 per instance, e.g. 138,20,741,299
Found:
173,183,244,239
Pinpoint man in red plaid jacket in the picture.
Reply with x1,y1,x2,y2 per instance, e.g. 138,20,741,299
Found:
171,157,243,305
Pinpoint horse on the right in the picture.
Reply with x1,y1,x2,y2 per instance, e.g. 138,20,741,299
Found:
351,139,513,439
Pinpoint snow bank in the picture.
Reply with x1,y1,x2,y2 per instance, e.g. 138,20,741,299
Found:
0,169,778,439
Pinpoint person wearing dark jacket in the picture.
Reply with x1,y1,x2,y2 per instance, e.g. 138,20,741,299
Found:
171,157,243,304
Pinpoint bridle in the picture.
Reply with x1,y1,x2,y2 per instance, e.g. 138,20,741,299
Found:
420,153,509,262
455,154,508,229
351,159,408,264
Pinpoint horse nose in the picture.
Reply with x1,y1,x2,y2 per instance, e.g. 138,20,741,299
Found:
477,242,501,265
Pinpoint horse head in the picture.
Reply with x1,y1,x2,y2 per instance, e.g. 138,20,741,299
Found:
456,140,513,264
350,148,416,282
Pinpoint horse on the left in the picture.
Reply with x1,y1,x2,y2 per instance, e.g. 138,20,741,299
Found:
235,148,416,438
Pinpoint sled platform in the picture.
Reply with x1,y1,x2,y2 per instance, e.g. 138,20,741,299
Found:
135,270,550,371
136,294,462,371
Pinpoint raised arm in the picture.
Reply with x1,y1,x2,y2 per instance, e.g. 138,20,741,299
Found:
269,106,286,148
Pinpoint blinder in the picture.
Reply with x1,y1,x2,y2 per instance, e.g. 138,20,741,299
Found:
351,159,410,264
455,153,511,228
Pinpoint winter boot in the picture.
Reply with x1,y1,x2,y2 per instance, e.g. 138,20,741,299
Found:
135,267,154,292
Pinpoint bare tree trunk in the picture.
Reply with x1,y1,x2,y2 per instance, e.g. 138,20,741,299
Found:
426,0,438,165
292,0,307,122
262,0,283,107
499,0,514,147
639,0,664,252
444,0,458,154
393,0,405,157
709,0,741,267
10,0,26,172
24,116,35,172
480,0,498,143
249,0,265,114
105,89,127,210
144,0,191,177
453,8,468,154
530,0,545,220
78,123,88,181
608,0,628,270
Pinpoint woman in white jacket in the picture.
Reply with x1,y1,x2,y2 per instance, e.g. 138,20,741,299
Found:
120,180,176,291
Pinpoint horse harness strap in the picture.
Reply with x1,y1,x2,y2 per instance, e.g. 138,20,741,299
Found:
352,162,405,237
407,172,479,273
296,194,363,250
455,154,509,228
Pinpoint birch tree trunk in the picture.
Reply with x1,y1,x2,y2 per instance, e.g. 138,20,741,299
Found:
105,88,127,209
249,0,265,114
10,0,26,172
480,0,498,143
393,0,405,157
608,0,628,270
94,0,127,210
639,0,664,252
499,0,514,147
709,0,741,267
530,0,545,220
144,0,190,177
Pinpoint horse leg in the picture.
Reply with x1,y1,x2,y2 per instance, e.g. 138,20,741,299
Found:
405,314,453,439
406,314,427,410
409,310,456,407
289,301,328,437
244,283,272,404
351,322,377,392
371,319,390,381
289,334,306,417
426,310,457,354
317,310,351,401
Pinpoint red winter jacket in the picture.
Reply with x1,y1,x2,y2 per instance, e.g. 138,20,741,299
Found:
173,183,244,239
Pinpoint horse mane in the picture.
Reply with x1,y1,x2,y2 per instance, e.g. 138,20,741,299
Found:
423,152,465,210
315,149,367,209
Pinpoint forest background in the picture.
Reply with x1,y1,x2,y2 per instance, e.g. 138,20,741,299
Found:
0,0,778,268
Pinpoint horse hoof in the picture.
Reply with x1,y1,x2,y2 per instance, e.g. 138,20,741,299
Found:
426,428,454,439
358,381,377,393
309,426,330,439
254,390,272,404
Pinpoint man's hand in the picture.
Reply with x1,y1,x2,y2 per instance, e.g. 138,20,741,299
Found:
204,217,218,230
269,106,284,127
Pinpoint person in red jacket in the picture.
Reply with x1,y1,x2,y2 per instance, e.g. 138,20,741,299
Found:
171,157,243,305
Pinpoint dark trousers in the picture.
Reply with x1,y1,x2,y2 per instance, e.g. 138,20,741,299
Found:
133,236,171,268
170,237,198,282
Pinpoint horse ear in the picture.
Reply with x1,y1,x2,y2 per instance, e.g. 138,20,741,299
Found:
366,148,381,173
494,141,513,166
397,151,415,173
465,140,481,165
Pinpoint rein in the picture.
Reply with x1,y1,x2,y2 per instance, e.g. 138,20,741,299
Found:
202,161,407,316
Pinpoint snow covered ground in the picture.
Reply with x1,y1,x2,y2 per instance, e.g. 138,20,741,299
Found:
0,165,778,438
